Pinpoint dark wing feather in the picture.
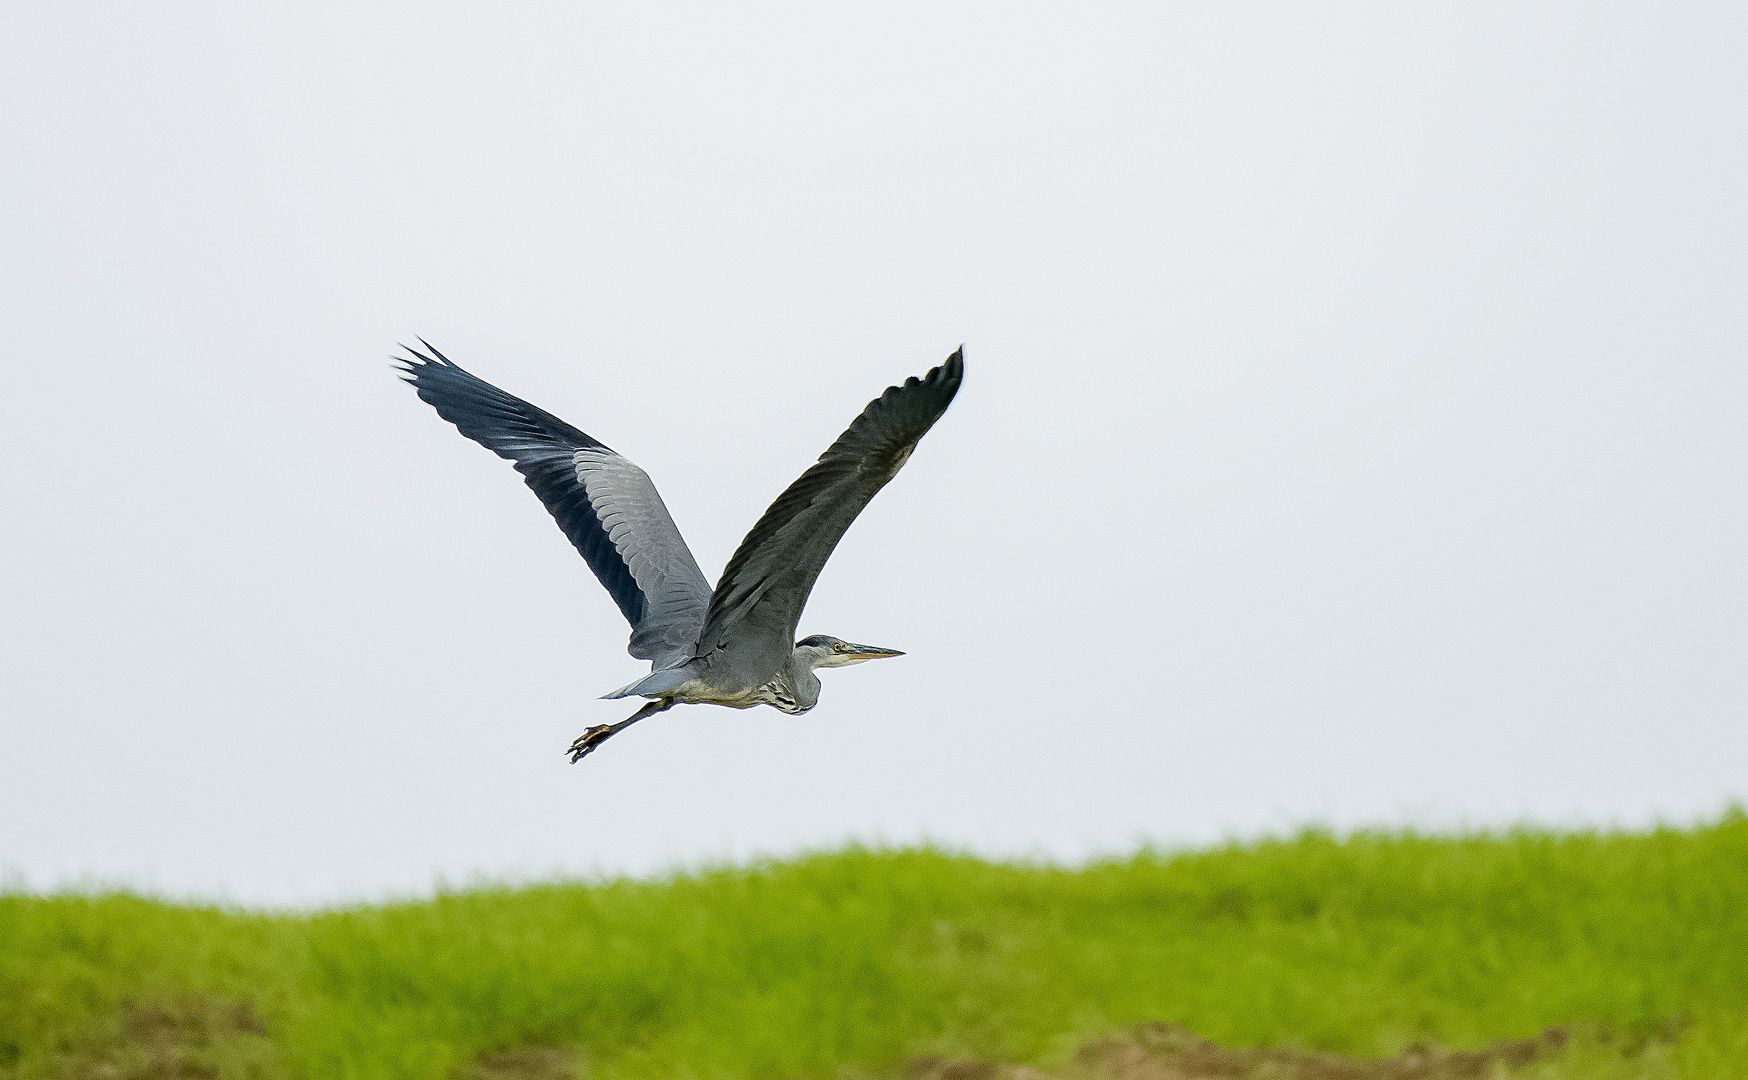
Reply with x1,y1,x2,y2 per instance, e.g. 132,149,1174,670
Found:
695,350,964,691
396,343,711,668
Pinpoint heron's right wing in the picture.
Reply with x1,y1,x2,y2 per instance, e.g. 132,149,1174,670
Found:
396,343,712,668
695,350,964,690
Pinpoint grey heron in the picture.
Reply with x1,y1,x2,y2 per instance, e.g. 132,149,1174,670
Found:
396,343,964,762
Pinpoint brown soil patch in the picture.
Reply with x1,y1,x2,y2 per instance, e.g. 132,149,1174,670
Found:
455,1045,579,1080
909,1022,1577,1080
38,995,581,1080
44,993,273,1079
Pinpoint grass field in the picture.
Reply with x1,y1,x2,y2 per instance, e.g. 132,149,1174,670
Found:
4,813,1747,1080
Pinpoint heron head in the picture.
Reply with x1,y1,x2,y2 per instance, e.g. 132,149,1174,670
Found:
796,634,905,669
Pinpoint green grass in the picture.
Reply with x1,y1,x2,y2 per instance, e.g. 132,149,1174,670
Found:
4,812,1748,1079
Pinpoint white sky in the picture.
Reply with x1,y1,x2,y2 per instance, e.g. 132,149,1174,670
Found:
2,2,1744,906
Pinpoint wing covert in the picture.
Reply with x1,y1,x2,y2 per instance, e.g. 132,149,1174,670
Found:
695,349,964,691
396,343,711,668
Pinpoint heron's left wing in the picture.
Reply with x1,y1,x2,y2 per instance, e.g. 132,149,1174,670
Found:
694,350,964,691
396,343,712,669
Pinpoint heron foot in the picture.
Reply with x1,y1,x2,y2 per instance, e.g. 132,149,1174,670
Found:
567,725,617,764
566,698,675,764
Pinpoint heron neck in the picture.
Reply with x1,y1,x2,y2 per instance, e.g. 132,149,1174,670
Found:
786,645,828,710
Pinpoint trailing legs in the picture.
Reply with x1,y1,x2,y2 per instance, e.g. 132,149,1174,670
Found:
567,698,674,764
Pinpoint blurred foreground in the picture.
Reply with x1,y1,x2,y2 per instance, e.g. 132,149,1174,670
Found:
4,814,1746,1079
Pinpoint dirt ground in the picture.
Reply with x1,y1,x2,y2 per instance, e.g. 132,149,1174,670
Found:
35,994,275,1079
30,995,1660,1080
908,1021,1578,1080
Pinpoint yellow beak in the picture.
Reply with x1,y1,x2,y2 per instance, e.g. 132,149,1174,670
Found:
845,646,905,660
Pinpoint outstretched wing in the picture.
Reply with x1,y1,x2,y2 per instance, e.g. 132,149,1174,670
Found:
695,349,964,691
396,343,712,669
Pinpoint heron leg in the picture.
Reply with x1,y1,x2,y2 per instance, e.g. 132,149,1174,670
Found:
567,698,673,764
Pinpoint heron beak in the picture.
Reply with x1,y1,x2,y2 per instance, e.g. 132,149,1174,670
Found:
845,644,905,660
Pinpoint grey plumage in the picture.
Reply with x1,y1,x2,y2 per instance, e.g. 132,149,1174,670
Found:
394,347,712,671
396,341,964,761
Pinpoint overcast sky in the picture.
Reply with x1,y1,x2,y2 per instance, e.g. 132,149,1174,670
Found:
3,2,1744,906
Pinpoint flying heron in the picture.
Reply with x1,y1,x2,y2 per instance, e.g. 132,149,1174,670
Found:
397,342,964,762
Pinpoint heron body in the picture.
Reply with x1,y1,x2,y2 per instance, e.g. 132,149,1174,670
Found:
396,343,964,761
640,635,895,714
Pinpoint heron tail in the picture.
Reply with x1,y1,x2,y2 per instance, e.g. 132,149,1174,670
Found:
602,667,695,700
